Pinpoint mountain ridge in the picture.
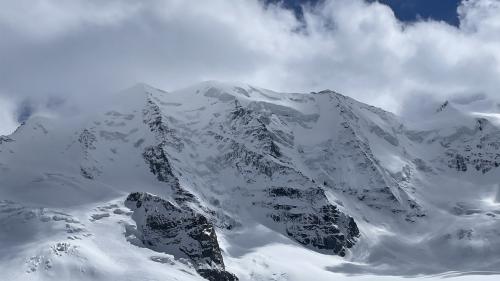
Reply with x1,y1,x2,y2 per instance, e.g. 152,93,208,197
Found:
1,81,500,280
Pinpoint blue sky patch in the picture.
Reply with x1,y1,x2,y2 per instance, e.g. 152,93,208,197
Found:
269,0,462,26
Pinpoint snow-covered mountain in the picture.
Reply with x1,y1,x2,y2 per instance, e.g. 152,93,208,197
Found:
1,81,500,281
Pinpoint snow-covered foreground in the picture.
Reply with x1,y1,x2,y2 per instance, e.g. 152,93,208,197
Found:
1,81,500,280
1,198,498,281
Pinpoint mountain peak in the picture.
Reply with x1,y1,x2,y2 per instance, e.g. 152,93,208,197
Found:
3,82,500,280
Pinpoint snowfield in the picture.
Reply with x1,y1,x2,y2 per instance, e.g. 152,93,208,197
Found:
1,81,500,280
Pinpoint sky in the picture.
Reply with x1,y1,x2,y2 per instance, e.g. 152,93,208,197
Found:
375,0,462,25
1,0,500,135
273,0,462,25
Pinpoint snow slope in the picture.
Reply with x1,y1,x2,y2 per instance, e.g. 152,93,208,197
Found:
1,81,500,280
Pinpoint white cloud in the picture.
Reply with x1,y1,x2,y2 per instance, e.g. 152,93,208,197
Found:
0,0,499,129
0,97,18,135
0,0,141,40
459,0,500,36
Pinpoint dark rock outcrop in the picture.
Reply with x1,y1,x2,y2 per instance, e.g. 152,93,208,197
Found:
227,101,282,158
0,136,14,144
78,129,96,150
143,97,184,151
255,187,360,257
125,192,237,281
142,144,197,204
442,120,500,174
142,145,177,184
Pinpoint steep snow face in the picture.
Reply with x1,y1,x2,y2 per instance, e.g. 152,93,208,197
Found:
1,81,500,280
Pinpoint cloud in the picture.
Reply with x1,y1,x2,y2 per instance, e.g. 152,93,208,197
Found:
0,0,500,133
0,96,18,135
0,0,141,40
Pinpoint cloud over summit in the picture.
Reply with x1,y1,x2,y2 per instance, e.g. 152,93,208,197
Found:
1,0,500,134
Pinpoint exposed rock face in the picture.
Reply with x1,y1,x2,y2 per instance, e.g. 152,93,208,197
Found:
440,119,500,174
227,101,282,158
0,136,14,144
142,143,197,205
125,192,238,281
256,187,359,256
142,97,197,204
219,141,284,178
76,129,102,180
143,97,184,151
78,129,97,151
142,145,177,184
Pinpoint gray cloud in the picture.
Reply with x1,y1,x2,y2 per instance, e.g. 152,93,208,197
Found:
1,0,500,134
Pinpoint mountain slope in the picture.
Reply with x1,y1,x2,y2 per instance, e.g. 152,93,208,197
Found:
1,81,500,280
